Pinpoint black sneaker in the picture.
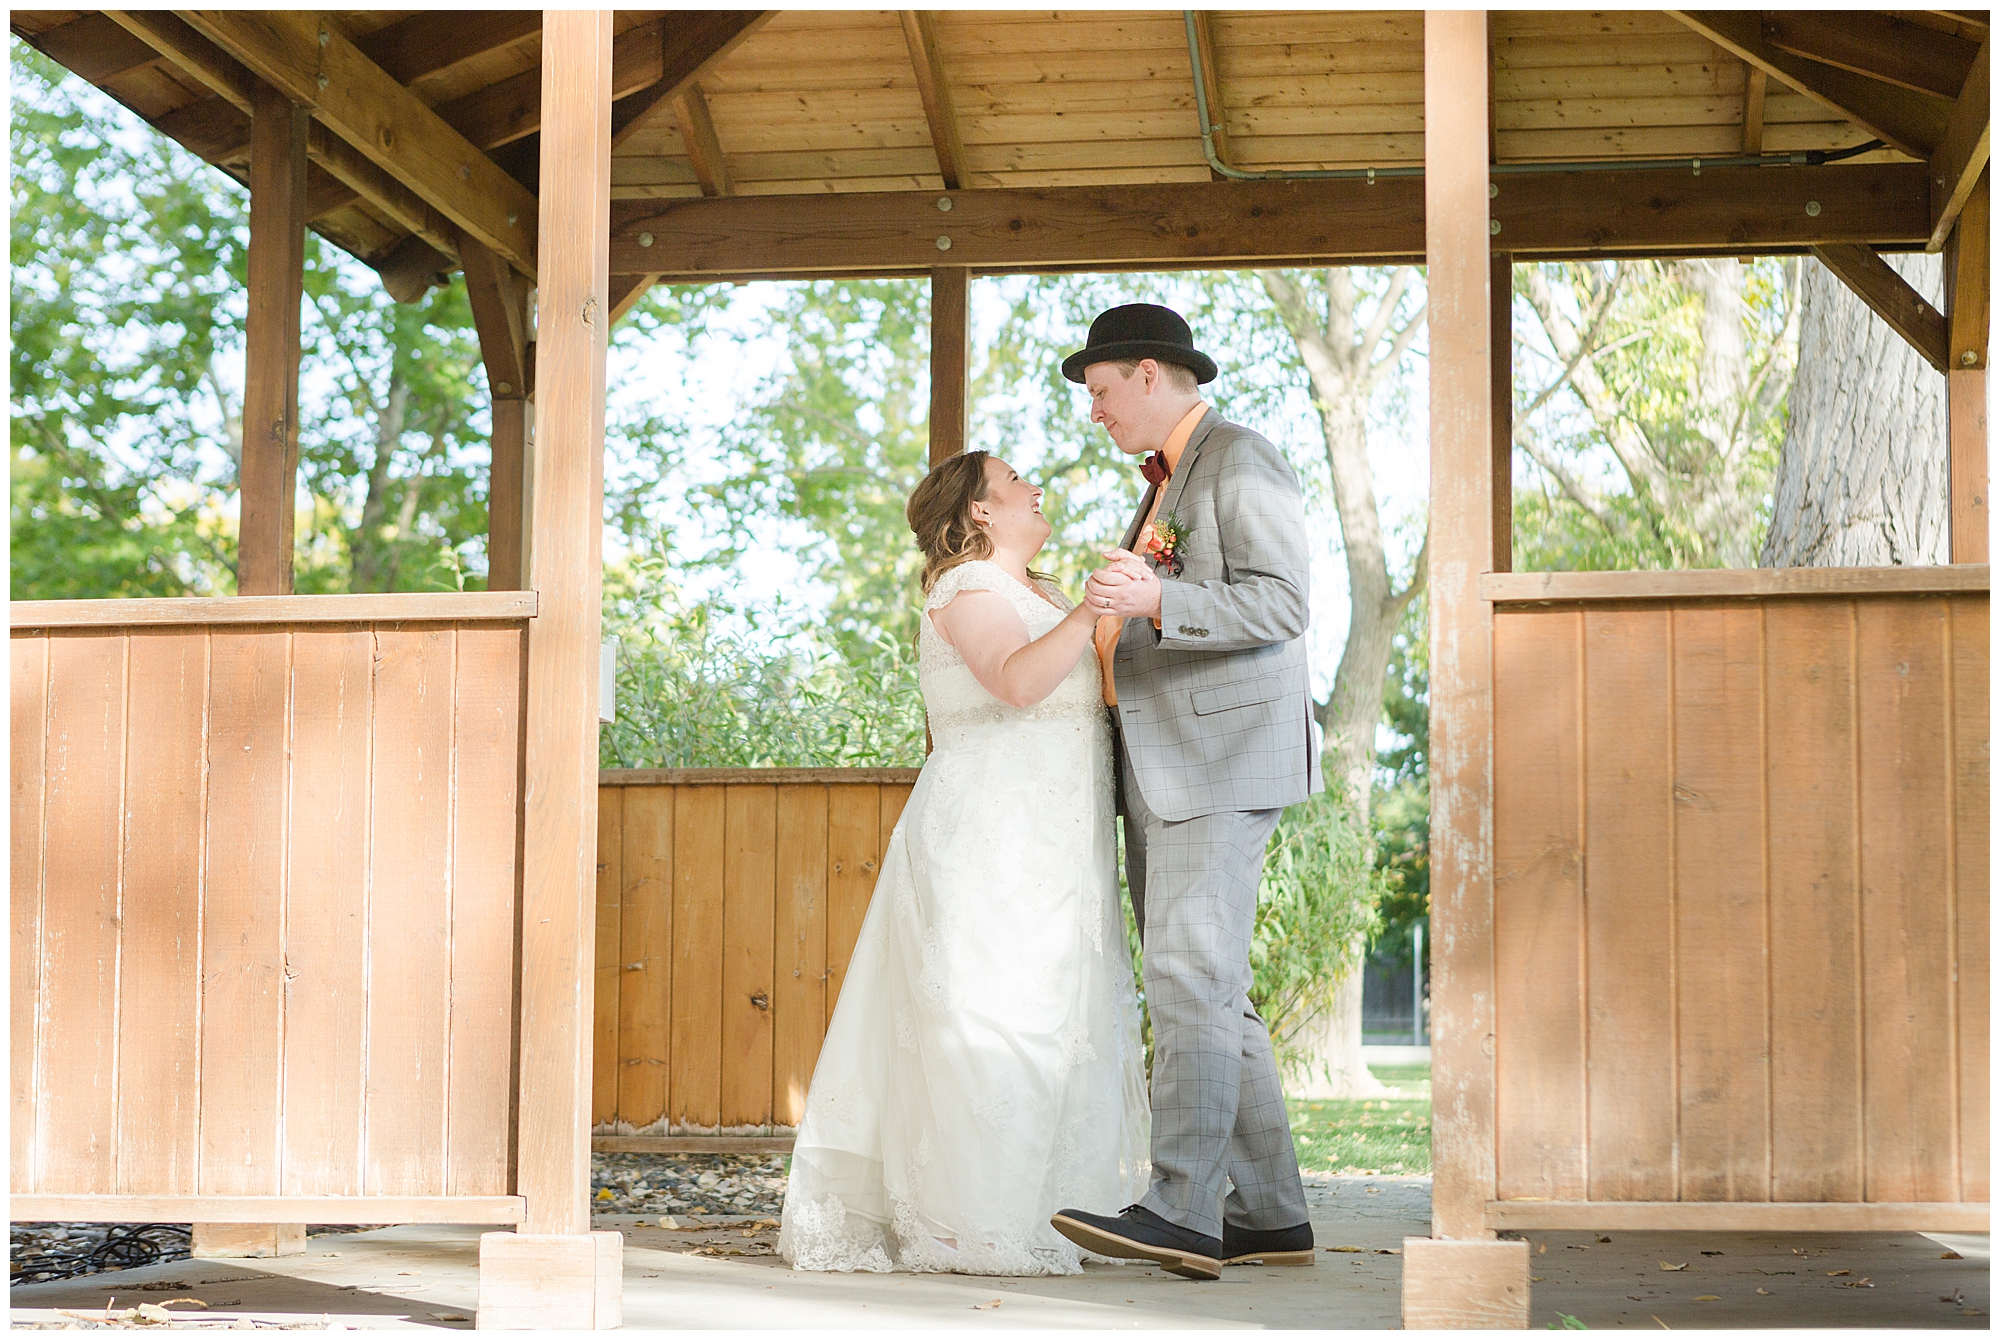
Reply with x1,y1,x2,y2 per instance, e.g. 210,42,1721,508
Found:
1050,1204,1223,1280
1221,1220,1315,1266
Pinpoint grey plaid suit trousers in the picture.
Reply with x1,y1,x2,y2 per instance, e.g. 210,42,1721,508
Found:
1120,741,1309,1239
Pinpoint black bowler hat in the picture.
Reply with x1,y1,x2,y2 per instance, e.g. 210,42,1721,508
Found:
1061,302,1218,385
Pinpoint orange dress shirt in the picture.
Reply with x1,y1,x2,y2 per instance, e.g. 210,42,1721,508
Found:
1095,401,1208,707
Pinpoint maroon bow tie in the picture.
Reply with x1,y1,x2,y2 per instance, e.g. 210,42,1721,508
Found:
1140,451,1171,486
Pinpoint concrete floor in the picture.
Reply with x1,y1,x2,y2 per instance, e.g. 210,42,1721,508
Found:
10,1180,1988,1330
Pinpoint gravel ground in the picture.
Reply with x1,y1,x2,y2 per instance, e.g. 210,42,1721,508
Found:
590,1152,789,1219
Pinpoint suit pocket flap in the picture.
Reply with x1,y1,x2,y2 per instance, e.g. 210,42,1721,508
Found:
1189,679,1286,715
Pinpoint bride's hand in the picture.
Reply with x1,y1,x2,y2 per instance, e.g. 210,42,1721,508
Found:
1085,549,1162,619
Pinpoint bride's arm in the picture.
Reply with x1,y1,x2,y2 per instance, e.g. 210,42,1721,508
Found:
929,590,1098,708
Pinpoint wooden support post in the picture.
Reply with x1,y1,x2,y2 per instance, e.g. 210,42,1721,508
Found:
1949,170,1990,563
1491,253,1513,573
237,81,308,596
481,9,621,1330
929,267,970,466
190,1223,305,1259
461,227,534,591
1411,7,1518,1329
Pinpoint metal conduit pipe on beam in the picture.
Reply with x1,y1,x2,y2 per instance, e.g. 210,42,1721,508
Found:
1182,11,1885,183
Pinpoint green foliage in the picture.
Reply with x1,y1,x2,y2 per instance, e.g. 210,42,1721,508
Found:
1251,789,1390,1072
1372,593,1431,955
599,552,923,769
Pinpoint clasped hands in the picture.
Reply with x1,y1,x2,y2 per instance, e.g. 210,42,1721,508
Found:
1084,548,1163,620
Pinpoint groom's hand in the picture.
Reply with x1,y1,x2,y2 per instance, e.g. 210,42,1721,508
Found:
1086,549,1163,619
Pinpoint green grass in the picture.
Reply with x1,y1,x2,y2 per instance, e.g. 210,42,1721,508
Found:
1288,1096,1432,1175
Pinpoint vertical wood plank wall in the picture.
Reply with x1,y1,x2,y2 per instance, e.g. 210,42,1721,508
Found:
1492,590,1990,1207
592,771,917,1131
10,612,526,1201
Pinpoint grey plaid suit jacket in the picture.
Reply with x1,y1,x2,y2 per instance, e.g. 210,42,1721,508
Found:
1111,408,1322,822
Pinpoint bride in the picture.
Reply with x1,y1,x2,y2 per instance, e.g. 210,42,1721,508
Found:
778,451,1150,1276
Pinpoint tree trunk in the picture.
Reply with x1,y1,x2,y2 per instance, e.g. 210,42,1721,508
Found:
1280,962,1389,1098
1761,254,1949,567
350,373,411,592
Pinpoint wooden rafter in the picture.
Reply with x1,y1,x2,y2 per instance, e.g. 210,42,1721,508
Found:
1741,66,1767,155
438,16,673,152
608,276,660,327
180,10,538,278
609,11,775,153
459,228,531,398
901,11,967,191
1809,243,1950,372
354,10,542,89
1667,11,1949,159
1931,34,1992,250
607,163,1932,278
1763,11,1979,100
671,83,732,198
24,12,164,83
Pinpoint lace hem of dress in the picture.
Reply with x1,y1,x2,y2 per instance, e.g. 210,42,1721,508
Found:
779,1193,1093,1277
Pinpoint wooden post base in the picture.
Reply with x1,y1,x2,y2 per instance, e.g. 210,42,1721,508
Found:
1401,1236,1530,1329
476,1230,622,1330
189,1223,306,1258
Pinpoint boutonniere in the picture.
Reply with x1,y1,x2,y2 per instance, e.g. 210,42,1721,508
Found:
1141,511,1187,577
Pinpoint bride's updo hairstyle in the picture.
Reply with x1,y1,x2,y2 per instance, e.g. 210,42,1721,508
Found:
907,450,995,595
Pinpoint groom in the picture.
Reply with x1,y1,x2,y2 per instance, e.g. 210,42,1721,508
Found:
1051,304,1320,1281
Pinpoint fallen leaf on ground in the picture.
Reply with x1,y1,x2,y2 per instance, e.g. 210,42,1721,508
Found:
972,1298,1002,1310
1754,1269,1795,1276
1374,1248,1401,1255
159,1299,208,1308
1597,1236,1612,1244
431,1315,470,1323
1700,1250,1724,1256
1332,1245,1365,1252
1825,1270,1851,1277
1941,1251,1964,1260
1537,1243,1547,1254
1694,1295,1720,1302
1531,1276,1545,1283
1757,1288,1771,1295
1842,1279,1874,1289
1660,1261,1688,1271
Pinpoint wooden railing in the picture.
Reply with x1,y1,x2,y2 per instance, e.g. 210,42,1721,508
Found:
10,593,534,1225
592,768,918,1132
1482,565,1988,1231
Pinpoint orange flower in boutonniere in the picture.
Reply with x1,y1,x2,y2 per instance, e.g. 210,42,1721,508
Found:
1140,510,1187,577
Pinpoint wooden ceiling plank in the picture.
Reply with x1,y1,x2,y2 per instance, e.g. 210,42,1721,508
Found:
355,10,542,89
1666,10,1950,158
1742,65,1767,155
152,94,254,165
605,161,1929,278
1763,11,1978,100
901,11,968,190
609,12,776,152
28,13,167,84
672,84,733,197
1930,35,1992,250
1809,242,1950,371
180,10,537,278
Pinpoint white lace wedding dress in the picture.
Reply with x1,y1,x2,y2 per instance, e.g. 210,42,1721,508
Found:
778,559,1150,1276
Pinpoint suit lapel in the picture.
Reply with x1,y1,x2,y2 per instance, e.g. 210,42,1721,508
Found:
1156,408,1222,524
1119,484,1158,552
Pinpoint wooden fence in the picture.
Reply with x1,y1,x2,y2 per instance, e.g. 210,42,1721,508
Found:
592,769,918,1132
1483,568,1988,1230
10,594,534,1224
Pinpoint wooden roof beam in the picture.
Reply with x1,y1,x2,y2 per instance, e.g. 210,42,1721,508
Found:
1809,243,1950,371
1741,65,1767,155
606,162,1932,278
1931,34,1992,250
1762,11,1979,100
435,16,679,151
609,11,774,152
21,12,168,83
672,84,732,198
901,11,966,191
1667,11,1949,159
180,10,538,279
354,10,542,89
608,275,660,327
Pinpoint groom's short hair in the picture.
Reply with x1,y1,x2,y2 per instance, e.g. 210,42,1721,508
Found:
1110,357,1200,394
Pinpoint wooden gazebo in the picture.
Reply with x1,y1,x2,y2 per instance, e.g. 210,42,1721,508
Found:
10,9,1989,1328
